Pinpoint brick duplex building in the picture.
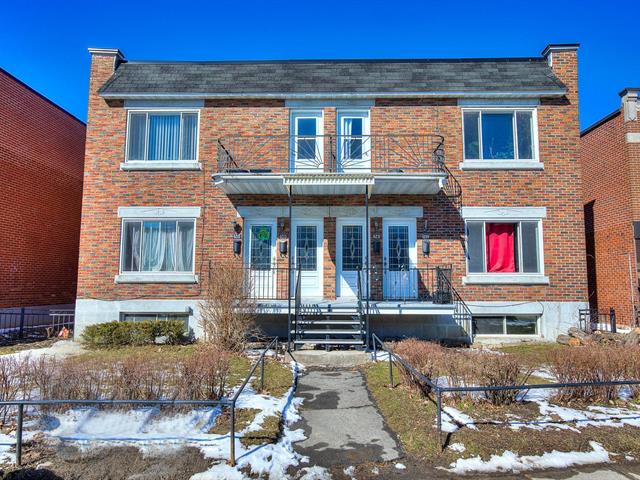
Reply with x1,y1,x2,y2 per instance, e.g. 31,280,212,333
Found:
581,88,640,325
76,44,587,347
0,68,85,310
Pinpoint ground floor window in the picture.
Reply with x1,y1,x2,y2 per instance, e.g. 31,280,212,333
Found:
473,315,539,335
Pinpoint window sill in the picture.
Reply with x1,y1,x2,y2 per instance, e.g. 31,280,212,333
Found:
115,273,199,284
120,161,202,171
459,160,544,171
462,274,549,285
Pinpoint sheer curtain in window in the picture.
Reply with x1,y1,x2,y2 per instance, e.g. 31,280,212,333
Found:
142,221,176,271
148,115,180,160
181,114,198,160
176,221,194,271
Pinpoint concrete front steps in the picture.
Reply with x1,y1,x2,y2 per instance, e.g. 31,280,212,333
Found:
286,349,371,368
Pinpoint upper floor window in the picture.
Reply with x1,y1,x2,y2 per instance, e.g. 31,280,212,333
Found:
126,111,199,162
463,109,537,161
466,220,541,274
120,219,195,273
290,110,324,172
337,110,371,172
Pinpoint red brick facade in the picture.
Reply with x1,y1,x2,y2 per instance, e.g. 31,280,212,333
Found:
0,69,85,308
77,48,586,333
580,89,640,325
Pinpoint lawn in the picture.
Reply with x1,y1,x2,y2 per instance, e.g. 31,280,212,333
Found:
365,342,640,473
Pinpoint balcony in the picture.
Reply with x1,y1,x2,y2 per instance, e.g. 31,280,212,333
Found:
214,134,449,196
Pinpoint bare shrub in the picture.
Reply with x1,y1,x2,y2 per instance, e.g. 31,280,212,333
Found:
178,345,231,400
475,354,532,406
551,346,628,403
393,339,445,395
199,263,260,351
0,356,32,425
625,346,640,399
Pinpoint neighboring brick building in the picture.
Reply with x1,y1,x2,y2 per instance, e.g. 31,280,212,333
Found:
76,44,587,346
0,68,86,309
581,88,640,325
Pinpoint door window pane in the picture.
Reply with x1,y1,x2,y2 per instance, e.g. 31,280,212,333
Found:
342,225,362,271
521,221,540,273
297,118,317,160
127,114,147,161
387,225,410,271
474,316,504,335
121,221,142,272
506,316,537,335
463,111,480,159
467,222,484,273
343,117,363,160
148,114,181,160
296,225,317,271
516,111,534,160
482,113,514,159
250,225,272,271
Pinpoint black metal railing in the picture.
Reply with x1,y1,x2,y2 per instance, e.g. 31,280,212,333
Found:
0,308,74,344
375,265,453,303
436,270,473,338
217,134,445,174
0,337,284,467
371,333,640,450
579,308,617,334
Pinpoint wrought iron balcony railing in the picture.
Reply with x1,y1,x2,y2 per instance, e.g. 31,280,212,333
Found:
217,134,445,174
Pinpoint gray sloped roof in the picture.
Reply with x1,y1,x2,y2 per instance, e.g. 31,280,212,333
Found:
98,57,567,98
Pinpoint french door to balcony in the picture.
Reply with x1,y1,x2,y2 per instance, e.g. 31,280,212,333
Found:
383,219,418,300
290,111,323,172
245,220,277,299
337,111,371,172
291,220,323,298
337,219,368,299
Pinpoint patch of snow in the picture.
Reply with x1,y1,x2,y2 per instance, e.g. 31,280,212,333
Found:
296,466,333,479
449,442,466,453
438,406,478,433
5,340,84,360
394,463,406,470
625,455,635,461
444,441,611,475
370,466,379,475
343,465,355,477
191,462,246,480
0,432,16,464
371,351,390,362
530,368,556,381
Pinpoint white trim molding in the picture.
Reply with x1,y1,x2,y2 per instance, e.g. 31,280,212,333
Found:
115,273,199,284
461,206,547,220
458,99,540,107
463,273,550,285
285,99,374,108
118,206,201,218
460,160,544,171
236,205,423,218
120,161,202,171
627,133,640,143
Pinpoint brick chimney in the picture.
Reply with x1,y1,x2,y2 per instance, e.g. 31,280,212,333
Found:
541,44,579,105
86,48,124,122
620,88,639,123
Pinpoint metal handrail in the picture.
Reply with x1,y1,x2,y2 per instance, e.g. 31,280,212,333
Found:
436,269,473,340
0,337,282,467
370,333,640,450
217,134,446,174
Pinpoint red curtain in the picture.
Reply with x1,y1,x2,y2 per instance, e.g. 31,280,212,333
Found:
486,223,516,273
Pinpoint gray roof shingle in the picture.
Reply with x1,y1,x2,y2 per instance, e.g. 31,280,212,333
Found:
98,58,566,97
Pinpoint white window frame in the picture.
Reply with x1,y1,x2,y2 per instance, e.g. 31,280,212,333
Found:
337,109,371,172
473,314,540,337
122,108,201,171
115,207,199,283
289,110,324,172
462,207,548,285
460,107,542,170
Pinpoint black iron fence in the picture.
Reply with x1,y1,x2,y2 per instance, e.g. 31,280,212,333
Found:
0,337,283,467
217,134,445,174
0,308,74,344
579,308,616,334
371,333,640,449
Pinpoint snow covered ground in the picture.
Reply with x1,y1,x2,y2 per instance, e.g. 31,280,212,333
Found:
4,340,84,360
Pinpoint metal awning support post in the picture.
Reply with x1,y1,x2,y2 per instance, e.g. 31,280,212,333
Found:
365,185,371,349
287,186,292,352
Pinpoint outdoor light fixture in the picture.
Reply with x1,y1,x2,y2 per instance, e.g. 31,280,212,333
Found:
232,221,242,256
422,220,430,256
278,219,288,256
372,218,381,255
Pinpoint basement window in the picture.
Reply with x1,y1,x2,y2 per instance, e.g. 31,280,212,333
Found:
473,315,539,336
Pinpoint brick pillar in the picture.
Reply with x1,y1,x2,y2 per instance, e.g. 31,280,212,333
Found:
324,217,336,299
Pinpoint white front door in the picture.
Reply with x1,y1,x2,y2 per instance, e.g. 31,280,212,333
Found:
290,110,323,172
337,219,368,298
291,220,323,298
244,220,277,299
383,219,418,300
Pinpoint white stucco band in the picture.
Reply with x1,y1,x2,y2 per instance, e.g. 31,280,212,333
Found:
118,206,201,218
236,206,423,218
461,206,547,220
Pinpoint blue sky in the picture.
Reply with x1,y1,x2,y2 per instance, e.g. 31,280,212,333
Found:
1,0,637,128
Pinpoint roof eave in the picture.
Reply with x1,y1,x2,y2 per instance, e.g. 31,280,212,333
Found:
99,89,567,100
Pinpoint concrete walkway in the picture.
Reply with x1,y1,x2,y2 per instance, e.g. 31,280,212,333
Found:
292,368,401,467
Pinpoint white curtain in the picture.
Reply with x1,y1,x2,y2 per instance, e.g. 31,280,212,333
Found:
148,115,180,160
130,222,141,271
176,221,194,271
142,221,176,271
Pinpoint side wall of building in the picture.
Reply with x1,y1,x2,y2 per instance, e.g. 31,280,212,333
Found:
0,69,86,308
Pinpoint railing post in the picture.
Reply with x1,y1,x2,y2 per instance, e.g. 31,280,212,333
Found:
610,307,616,333
260,354,265,392
229,400,236,466
16,403,23,466
373,336,377,362
436,390,443,450
274,338,278,361
388,351,393,388
19,307,25,340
